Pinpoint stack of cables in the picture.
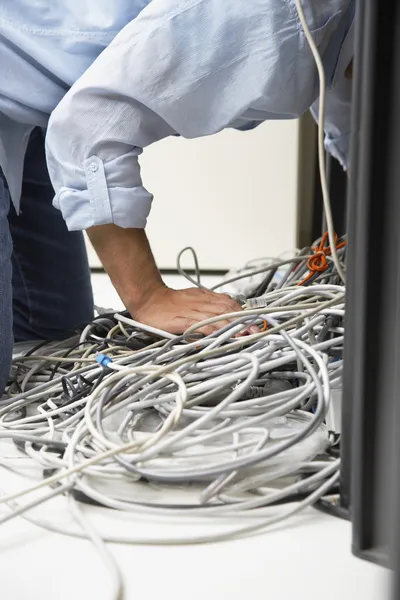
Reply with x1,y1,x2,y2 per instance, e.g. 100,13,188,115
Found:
0,234,346,546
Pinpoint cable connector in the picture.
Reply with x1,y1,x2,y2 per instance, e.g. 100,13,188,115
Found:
245,296,268,310
96,354,112,368
232,293,246,307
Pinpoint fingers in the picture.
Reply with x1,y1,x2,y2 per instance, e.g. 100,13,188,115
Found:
133,286,246,337
249,325,261,334
174,316,261,338
173,317,215,338
174,315,240,338
200,318,235,336
234,324,260,337
186,289,243,314
197,325,221,337
206,292,243,314
185,315,235,333
173,290,244,336
188,292,244,321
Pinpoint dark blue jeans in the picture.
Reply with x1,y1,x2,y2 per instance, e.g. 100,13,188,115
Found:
0,128,94,393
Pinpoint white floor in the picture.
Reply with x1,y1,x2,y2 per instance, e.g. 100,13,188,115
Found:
0,442,391,600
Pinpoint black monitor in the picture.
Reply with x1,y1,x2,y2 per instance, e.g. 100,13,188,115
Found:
341,0,400,577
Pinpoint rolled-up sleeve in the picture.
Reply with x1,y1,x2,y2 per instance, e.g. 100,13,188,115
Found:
46,0,350,231
310,5,355,170
310,74,353,170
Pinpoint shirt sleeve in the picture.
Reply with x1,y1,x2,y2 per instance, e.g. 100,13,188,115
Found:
310,75,353,171
310,10,355,171
45,0,344,231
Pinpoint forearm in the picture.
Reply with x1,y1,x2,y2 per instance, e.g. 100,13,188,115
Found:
86,225,164,312
86,224,246,336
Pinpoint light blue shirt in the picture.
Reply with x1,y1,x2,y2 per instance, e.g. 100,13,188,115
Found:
0,0,355,231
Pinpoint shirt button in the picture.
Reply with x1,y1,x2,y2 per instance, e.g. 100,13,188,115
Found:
89,162,98,173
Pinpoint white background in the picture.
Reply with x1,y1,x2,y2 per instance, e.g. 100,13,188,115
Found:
86,120,300,270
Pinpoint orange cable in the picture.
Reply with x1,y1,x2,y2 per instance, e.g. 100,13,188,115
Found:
298,232,346,286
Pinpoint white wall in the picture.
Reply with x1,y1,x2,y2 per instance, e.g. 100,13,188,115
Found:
86,120,300,270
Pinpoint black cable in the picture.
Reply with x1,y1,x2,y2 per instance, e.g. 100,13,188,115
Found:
12,436,68,454
101,337,152,351
326,432,341,458
313,496,350,521
49,340,104,381
23,339,59,358
12,339,59,387
249,267,278,299
317,316,340,344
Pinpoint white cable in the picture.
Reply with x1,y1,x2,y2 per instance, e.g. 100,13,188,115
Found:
294,0,346,282
0,295,342,504
115,313,177,340
1,244,344,561
68,494,124,600
3,461,339,545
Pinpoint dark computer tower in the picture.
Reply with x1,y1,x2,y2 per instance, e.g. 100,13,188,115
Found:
341,0,400,578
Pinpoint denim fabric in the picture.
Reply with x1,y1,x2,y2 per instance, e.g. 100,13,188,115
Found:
0,128,94,394
0,165,13,395
10,128,94,342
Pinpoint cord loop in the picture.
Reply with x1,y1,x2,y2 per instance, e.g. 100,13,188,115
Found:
298,232,346,285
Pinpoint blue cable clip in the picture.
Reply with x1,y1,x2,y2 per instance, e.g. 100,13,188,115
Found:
96,353,112,368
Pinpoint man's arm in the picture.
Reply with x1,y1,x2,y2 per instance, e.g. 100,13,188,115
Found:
46,0,346,331
47,0,300,229
46,0,297,332
87,225,245,335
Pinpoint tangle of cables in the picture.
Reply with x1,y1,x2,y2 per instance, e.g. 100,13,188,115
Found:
0,235,345,549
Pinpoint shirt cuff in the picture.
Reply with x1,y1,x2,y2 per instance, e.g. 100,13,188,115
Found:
310,74,352,172
51,153,153,231
325,132,350,171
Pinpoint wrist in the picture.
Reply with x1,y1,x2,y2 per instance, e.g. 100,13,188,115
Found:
86,224,165,314
123,278,167,314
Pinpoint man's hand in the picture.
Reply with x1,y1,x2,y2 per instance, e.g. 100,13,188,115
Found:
134,286,245,336
86,225,252,335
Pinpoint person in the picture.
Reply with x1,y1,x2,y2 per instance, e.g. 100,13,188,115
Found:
0,0,355,394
